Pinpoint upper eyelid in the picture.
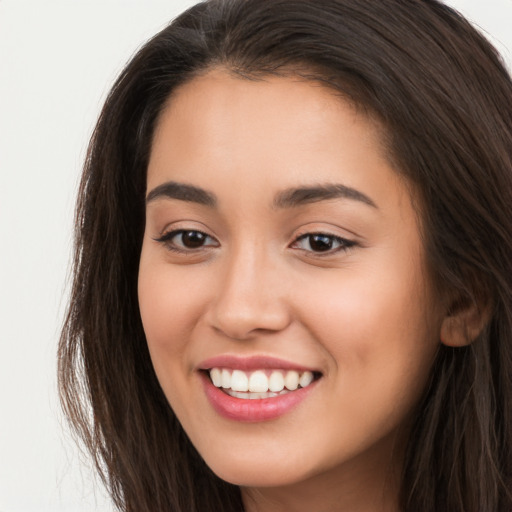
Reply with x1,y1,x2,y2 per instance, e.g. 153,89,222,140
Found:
154,220,218,238
292,232,354,245
292,229,355,243
292,223,359,239
295,232,344,240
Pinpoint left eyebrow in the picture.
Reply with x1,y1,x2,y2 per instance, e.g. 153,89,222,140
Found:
273,183,378,209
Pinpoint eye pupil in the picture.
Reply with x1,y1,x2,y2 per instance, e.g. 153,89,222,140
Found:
182,231,206,248
309,234,333,252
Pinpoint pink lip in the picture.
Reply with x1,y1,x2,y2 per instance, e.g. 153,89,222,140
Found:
200,372,318,422
198,354,318,372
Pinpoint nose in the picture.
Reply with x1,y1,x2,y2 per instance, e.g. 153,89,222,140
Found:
207,245,292,340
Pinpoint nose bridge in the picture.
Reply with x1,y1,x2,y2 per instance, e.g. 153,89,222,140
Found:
209,238,290,339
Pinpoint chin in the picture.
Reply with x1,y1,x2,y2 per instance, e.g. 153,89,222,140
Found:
203,452,312,488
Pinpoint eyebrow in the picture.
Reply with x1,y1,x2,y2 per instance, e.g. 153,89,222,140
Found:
145,180,377,210
273,184,377,209
146,181,217,207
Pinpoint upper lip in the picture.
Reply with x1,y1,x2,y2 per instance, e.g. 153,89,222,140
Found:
197,354,320,373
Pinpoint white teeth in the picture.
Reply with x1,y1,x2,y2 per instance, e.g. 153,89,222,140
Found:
249,370,268,393
221,368,231,389
299,371,314,388
268,371,285,392
231,370,249,392
284,370,299,391
208,367,317,395
227,390,289,399
210,368,222,387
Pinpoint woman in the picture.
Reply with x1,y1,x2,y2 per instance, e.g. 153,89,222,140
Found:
58,0,512,510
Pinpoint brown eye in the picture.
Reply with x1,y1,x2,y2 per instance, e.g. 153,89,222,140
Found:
292,233,355,253
155,229,219,252
181,230,208,248
308,234,335,252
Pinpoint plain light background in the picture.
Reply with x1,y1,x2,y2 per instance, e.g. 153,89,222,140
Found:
0,1,511,511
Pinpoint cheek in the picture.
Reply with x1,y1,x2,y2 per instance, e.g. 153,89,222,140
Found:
137,257,211,428
137,252,204,370
299,255,440,395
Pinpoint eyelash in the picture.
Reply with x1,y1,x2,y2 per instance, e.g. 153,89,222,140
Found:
291,233,356,254
154,229,219,254
154,229,356,256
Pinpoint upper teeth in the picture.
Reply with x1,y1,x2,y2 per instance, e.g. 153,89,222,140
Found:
209,368,315,393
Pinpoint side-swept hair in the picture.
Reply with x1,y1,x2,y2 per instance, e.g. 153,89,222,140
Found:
59,1,512,510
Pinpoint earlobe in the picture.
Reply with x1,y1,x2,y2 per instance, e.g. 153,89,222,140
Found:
440,299,491,347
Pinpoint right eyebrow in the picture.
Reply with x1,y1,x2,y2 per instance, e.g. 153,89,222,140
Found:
145,181,217,207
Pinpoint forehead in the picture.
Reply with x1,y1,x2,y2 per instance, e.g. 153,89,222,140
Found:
148,68,395,193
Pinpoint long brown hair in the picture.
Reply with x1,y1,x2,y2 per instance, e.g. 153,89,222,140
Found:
58,1,512,510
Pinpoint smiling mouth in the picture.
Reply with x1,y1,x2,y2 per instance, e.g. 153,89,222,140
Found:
205,368,322,399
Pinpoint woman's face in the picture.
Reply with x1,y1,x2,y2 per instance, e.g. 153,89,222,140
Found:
138,70,443,496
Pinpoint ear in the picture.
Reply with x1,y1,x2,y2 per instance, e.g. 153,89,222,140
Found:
440,297,491,347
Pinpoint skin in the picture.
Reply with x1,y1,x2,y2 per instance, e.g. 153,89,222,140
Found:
138,69,448,512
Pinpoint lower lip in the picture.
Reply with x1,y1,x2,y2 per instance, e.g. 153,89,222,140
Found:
200,372,318,422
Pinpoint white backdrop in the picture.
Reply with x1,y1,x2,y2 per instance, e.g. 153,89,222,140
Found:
0,1,510,511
